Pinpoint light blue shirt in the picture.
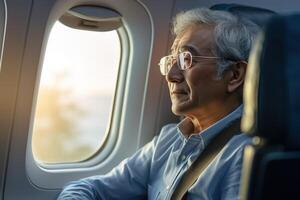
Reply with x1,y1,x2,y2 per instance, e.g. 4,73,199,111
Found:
58,105,251,200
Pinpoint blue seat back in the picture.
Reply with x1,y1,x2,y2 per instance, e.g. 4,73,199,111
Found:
240,14,300,200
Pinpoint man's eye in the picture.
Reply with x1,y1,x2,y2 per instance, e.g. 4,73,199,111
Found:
184,57,191,62
167,58,175,66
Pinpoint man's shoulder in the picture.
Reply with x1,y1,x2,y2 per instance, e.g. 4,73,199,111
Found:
158,123,181,140
161,123,178,132
221,132,252,160
230,132,252,147
151,123,183,153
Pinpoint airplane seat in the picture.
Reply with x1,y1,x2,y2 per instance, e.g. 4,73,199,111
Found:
240,14,300,200
210,3,276,28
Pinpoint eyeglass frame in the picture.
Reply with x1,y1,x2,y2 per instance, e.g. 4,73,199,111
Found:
158,51,221,76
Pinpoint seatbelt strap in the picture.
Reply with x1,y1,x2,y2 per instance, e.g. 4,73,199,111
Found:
171,119,241,200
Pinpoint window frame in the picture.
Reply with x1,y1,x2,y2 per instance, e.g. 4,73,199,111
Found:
0,0,6,71
24,0,153,189
29,24,127,168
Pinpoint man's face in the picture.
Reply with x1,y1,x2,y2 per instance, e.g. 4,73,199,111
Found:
167,24,228,117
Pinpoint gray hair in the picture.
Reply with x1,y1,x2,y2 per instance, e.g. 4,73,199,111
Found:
173,8,260,77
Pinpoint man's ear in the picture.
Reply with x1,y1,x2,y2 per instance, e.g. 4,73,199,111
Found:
226,61,247,93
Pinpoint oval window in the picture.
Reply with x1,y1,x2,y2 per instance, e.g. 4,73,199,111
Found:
32,21,121,164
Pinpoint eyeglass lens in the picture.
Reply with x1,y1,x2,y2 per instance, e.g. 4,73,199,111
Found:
178,52,192,70
159,52,192,75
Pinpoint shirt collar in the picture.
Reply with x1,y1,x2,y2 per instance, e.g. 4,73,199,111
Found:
177,105,243,146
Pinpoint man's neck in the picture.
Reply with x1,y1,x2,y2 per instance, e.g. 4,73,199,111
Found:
186,102,241,134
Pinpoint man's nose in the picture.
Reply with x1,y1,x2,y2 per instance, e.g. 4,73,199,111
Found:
166,61,184,83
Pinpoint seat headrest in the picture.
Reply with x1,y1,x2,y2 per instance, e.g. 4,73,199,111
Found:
242,14,300,149
211,3,276,28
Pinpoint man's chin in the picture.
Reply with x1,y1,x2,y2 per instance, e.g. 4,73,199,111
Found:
171,103,190,116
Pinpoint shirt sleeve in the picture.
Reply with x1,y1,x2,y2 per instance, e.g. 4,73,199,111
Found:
57,136,158,200
220,146,245,200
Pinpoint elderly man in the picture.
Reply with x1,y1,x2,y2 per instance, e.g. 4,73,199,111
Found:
58,8,259,200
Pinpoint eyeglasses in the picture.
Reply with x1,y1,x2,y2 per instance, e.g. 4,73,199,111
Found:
158,51,221,76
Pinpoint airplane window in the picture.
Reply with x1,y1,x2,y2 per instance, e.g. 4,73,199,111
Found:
32,21,120,164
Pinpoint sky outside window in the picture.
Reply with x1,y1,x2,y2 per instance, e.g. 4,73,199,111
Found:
32,21,121,164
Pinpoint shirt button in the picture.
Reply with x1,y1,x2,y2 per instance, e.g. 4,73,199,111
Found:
181,155,186,161
166,185,170,190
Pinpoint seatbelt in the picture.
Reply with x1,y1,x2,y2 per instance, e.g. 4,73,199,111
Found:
171,119,241,200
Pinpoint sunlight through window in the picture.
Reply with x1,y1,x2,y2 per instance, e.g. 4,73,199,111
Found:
32,21,120,164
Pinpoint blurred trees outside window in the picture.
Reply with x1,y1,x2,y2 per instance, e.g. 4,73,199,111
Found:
32,21,120,164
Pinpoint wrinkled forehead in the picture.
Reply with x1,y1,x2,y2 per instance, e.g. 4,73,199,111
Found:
170,24,215,55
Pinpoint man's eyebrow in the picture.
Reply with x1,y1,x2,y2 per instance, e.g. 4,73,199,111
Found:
179,45,201,55
169,44,203,55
